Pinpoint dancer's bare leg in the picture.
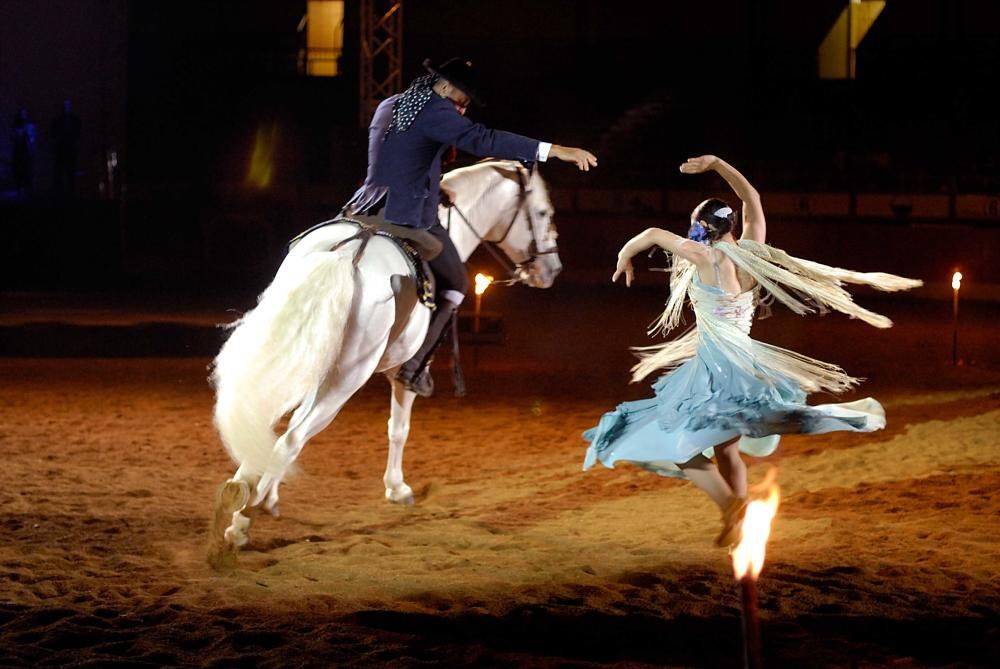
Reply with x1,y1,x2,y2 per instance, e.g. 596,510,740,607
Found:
679,454,735,510
714,438,747,500
680,451,747,547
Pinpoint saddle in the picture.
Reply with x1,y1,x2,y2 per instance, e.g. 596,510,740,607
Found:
287,211,467,397
288,213,438,310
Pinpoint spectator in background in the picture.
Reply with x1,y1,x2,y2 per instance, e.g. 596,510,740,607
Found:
52,98,81,198
11,108,37,199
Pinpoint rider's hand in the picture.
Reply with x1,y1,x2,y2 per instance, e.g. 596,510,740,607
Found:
612,254,635,287
679,155,719,174
550,145,598,172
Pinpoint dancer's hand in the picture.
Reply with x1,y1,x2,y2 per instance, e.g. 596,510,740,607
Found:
550,145,598,171
680,155,719,174
613,254,635,287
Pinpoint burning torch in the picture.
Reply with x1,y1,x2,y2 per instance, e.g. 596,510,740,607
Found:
952,271,962,366
732,476,781,669
474,273,494,334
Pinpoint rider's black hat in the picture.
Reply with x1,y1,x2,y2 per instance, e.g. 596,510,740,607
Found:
423,57,484,106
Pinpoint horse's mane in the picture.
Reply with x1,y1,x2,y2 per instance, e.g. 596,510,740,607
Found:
442,159,548,219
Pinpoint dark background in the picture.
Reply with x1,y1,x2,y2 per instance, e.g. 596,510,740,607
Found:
1,7,998,666
1,0,998,292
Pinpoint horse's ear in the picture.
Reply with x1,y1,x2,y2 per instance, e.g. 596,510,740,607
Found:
490,163,523,185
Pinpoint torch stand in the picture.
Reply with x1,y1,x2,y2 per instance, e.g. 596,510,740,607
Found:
952,284,959,366
739,575,763,669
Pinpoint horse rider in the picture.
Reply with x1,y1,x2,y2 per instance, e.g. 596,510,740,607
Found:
343,57,598,397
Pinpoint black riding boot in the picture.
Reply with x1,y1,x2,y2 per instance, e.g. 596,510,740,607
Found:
395,301,458,397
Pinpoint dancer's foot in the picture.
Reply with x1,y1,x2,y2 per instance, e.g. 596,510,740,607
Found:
715,496,748,547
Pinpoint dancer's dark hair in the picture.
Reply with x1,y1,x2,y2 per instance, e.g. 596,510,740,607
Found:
689,198,736,242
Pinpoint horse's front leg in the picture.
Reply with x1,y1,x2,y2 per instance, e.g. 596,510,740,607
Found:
385,376,418,504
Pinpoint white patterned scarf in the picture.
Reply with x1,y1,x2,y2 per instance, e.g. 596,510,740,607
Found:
388,75,436,133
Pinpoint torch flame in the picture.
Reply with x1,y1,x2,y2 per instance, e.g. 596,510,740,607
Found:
732,485,781,580
952,272,962,291
474,273,494,296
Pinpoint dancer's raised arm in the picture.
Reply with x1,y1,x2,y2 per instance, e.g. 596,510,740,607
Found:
680,155,765,243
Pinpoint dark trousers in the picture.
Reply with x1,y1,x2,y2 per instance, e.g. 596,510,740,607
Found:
425,222,469,301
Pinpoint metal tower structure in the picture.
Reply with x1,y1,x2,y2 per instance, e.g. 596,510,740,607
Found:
359,0,404,127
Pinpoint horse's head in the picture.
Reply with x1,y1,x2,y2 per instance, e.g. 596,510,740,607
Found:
494,164,561,288
442,160,561,288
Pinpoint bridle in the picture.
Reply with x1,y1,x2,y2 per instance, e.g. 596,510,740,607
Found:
445,162,558,285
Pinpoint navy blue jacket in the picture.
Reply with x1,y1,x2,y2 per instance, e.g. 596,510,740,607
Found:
348,93,541,229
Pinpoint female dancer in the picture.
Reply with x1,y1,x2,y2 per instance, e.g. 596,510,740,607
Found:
583,155,921,546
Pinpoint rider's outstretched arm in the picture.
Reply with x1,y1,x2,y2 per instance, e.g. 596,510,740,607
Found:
422,100,597,171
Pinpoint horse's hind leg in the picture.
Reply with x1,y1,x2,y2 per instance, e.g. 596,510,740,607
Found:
384,376,418,504
214,380,362,561
253,353,384,516
213,390,315,556
256,393,318,518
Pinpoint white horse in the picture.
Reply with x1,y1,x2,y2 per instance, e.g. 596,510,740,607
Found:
209,160,560,563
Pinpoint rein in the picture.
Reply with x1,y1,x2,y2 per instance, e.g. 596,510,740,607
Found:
445,165,557,286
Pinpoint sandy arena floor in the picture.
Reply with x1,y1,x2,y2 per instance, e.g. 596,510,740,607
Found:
1,285,998,668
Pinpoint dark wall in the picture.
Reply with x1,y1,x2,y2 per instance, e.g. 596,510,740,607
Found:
125,1,356,185
403,0,999,191
4,1,1000,193
0,0,128,196
2,1,998,287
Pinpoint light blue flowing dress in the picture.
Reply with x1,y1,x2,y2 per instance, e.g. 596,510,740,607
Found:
583,257,886,478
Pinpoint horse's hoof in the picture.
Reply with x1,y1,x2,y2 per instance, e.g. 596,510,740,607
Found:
224,528,249,548
265,502,281,518
209,483,251,570
385,487,415,505
222,480,251,512
224,526,249,548
224,512,251,548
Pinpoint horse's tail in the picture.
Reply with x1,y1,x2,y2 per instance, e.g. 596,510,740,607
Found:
211,250,356,480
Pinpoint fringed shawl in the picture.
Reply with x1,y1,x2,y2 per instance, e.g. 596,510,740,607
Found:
630,239,922,385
